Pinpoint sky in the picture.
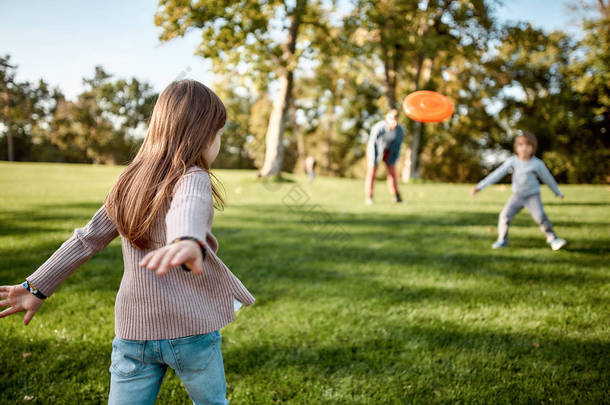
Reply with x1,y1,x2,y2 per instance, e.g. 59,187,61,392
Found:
0,0,580,101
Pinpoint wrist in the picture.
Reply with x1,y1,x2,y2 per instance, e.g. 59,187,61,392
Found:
22,280,47,300
171,236,207,272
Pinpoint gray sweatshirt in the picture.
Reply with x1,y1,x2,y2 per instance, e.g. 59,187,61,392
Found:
477,155,563,197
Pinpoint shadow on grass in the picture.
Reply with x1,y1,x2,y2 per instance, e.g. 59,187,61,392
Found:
0,199,608,403
217,204,609,279
3,320,607,404
2,202,609,292
0,335,112,403
564,246,610,255
0,201,122,288
225,320,610,376
544,202,610,207
223,320,610,403
0,202,103,236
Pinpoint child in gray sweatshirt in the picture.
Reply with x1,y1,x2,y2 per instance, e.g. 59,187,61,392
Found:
472,132,566,250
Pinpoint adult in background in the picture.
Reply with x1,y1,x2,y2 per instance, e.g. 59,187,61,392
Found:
305,155,316,183
365,109,404,204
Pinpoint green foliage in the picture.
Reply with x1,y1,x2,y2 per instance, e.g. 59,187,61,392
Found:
0,55,53,161
50,66,156,164
155,0,326,82
293,11,383,176
158,1,314,177
488,16,610,183
2,1,609,183
213,77,258,170
155,0,274,79
0,163,608,403
0,63,157,165
343,0,500,180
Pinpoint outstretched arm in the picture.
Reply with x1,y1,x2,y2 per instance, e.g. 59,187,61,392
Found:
536,160,564,197
474,157,514,193
0,205,117,325
25,205,118,298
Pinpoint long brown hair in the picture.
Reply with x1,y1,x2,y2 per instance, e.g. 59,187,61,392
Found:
105,80,226,249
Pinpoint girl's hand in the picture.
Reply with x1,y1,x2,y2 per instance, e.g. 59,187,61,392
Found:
470,188,479,196
139,240,204,276
0,284,44,325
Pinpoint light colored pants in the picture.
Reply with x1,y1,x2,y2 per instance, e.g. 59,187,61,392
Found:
108,331,228,405
498,193,557,243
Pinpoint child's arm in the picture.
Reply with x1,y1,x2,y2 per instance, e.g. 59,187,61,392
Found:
0,205,118,324
473,157,514,194
140,169,212,276
26,206,118,296
536,160,564,197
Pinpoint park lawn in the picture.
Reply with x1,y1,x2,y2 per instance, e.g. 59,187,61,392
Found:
0,161,608,404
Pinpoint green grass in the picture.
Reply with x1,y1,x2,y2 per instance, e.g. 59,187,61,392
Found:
0,161,608,404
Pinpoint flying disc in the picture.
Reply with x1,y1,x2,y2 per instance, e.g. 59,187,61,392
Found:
402,90,454,123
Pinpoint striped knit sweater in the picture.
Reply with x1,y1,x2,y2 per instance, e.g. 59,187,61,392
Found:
26,167,255,340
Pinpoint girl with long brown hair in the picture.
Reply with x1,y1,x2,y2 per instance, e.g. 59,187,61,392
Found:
0,80,254,404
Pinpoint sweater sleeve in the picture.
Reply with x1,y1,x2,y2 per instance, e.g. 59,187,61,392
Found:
165,169,213,246
476,157,514,191
27,205,119,297
536,159,563,197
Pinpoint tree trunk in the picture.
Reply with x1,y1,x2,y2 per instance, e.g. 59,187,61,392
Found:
323,102,335,175
400,2,447,182
260,72,293,177
404,121,422,180
402,55,432,182
4,89,13,161
598,0,609,18
290,98,306,173
383,47,398,110
259,0,305,177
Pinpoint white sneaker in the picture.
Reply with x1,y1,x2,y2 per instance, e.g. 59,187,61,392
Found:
365,196,373,205
550,238,567,251
492,240,508,249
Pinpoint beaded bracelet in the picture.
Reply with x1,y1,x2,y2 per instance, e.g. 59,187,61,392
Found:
171,236,207,272
22,280,47,300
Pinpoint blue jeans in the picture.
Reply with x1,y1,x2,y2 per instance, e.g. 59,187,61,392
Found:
108,331,228,405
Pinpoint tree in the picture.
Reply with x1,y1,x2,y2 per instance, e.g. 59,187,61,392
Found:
568,0,610,182
0,55,53,162
212,75,258,170
48,66,157,164
345,0,497,181
487,13,609,183
296,18,383,176
155,0,330,177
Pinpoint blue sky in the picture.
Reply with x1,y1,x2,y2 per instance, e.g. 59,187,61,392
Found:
0,0,579,100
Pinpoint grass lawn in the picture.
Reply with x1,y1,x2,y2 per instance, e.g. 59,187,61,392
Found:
0,161,608,404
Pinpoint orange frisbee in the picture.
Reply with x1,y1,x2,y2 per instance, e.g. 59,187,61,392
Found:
402,90,454,123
